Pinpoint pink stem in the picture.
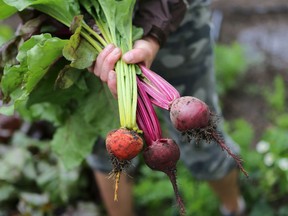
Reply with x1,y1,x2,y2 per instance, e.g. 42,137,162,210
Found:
136,77,162,145
139,64,180,102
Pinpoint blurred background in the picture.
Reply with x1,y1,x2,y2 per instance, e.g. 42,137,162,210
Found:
0,0,288,215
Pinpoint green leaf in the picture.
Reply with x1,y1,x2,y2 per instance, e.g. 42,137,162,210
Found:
0,104,14,115
1,65,26,101
63,17,97,69
97,0,117,43
62,16,82,62
55,65,82,89
0,0,17,19
24,35,67,93
0,148,30,182
70,39,97,69
0,24,14,46
3,0,80,26
51,111,96,170
1,34,68,119
19,192,49,206
115,0,135,51
51,77,118,169
26,58,86,107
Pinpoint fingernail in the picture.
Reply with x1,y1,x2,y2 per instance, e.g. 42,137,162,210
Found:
123,53,133,62
112,47,121,56
105,44,115,50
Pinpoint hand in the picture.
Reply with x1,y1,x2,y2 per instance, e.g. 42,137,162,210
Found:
92,36,160,97
91,44,121,98
122,36,160,68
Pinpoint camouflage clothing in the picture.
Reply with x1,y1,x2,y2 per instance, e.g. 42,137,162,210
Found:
87,0,240,180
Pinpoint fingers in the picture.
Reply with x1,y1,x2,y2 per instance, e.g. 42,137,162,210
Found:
91,44,121,97
122,48,146,64
107,70,117,98
93,44,121,82
122,37,160,68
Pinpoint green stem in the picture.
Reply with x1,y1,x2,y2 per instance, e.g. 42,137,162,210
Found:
116,60,126,127
131,64,137,129
116,60,138,130
124,63,132,127
95,20,113,45
82,23,108,47
80,31,103,53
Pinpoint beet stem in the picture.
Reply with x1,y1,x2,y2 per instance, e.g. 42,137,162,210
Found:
164,169,186,216
211,132,249,177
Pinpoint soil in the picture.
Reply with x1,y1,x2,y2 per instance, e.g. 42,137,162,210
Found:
211,0,288,144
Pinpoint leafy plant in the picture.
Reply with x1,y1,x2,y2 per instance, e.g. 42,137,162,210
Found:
263,75,286,113
0,129,96,215
0,24,13,46
214,42,248,95
134,162,220,216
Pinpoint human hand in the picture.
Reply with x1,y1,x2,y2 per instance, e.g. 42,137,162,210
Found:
91,36,160,97
122,36,160,68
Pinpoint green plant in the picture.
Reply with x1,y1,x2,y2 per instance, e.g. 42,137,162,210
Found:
0,24,13,46
241,128,288,214
0,130,95,215
134,161,220,216
223,118,255,149
224,116,288,215
263,75,286,113
214,42,248,95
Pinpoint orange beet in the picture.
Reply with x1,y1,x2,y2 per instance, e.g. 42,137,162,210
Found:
106,128,143,160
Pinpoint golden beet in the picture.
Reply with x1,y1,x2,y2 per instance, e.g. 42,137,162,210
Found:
106,128,143,161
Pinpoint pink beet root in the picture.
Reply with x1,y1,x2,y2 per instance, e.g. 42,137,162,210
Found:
170,96,210,132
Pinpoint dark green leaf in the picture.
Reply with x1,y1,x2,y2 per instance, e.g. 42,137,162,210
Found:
55,65,82,89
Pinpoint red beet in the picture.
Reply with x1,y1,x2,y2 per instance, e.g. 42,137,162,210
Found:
170,96,210,132
143,138,185,215
170,97,248,177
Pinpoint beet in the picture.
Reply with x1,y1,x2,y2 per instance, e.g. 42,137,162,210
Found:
106,128,143,161
170,96,210,132
143,138,185,215
106,128,144,201
170,97,249,177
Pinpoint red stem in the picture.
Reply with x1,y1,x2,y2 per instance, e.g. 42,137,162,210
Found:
138,64,180,106
164,169,186,216
136,77,162,145
211,132,249,177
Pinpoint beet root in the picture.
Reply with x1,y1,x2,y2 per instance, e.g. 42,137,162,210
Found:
106,128,143,161
143,138,186,215
170,96,248,177
170,96,210,132
106,128,144,201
